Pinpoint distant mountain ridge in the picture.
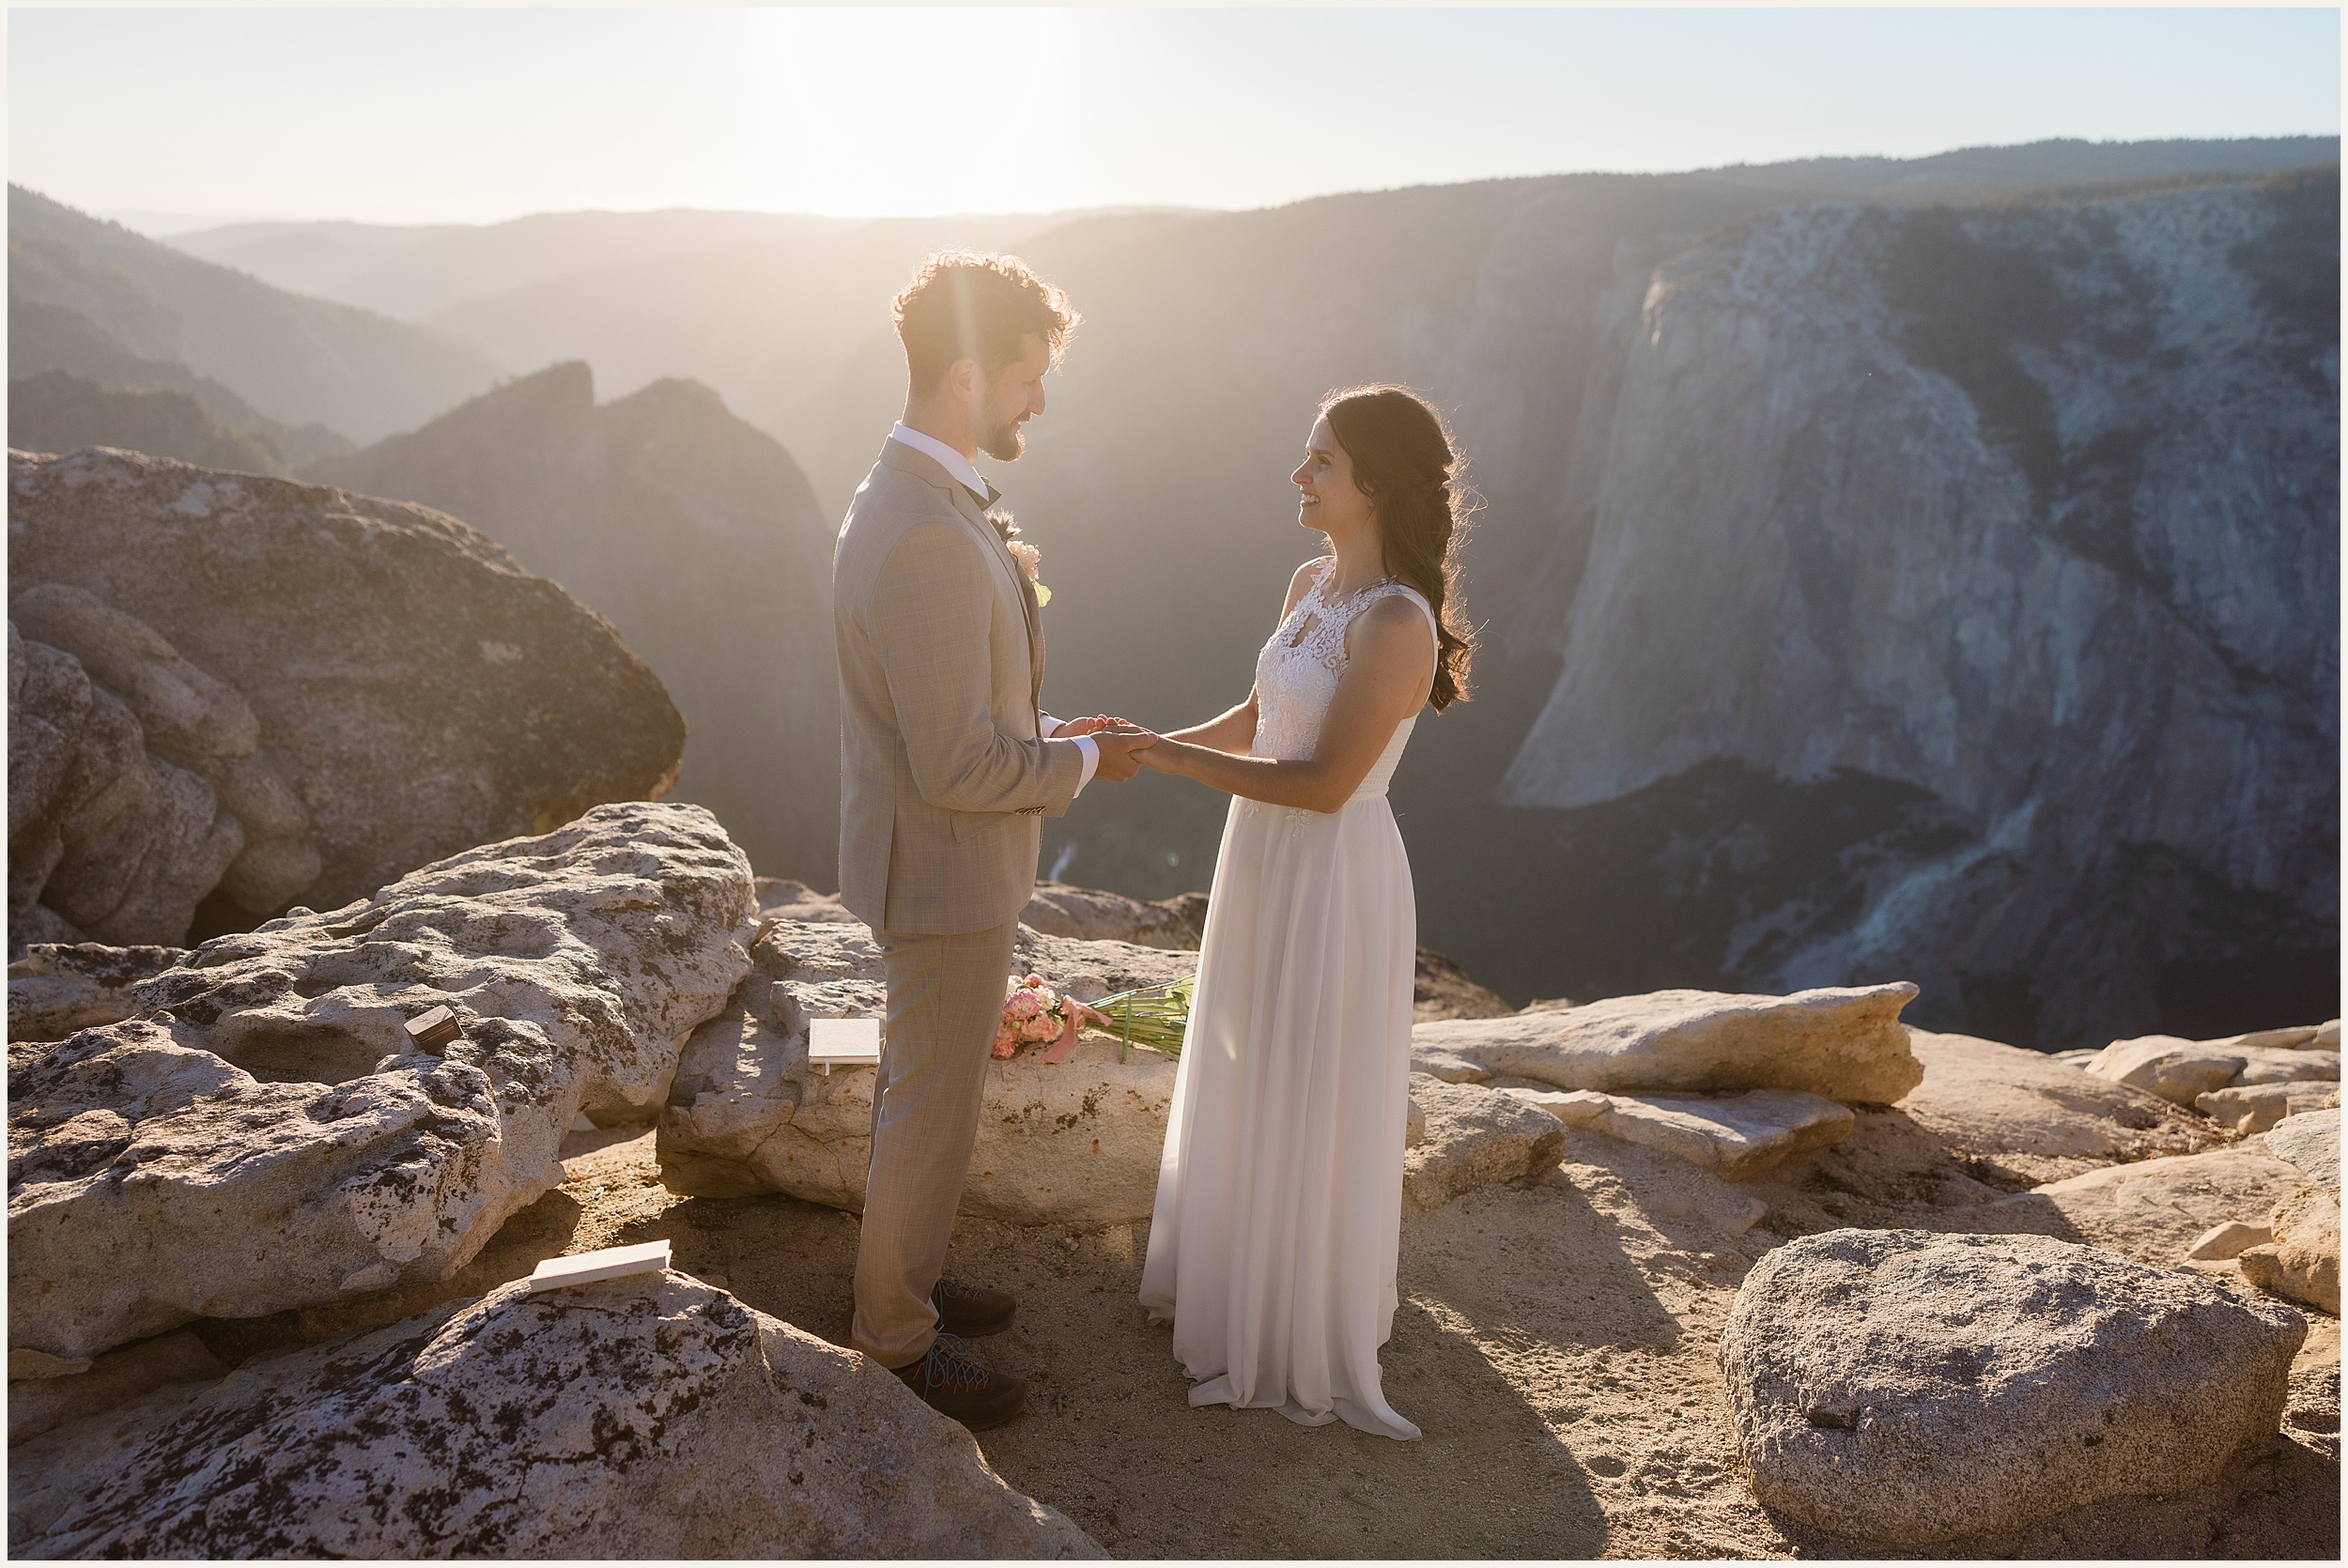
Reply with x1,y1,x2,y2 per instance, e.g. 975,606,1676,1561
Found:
8,185,504,444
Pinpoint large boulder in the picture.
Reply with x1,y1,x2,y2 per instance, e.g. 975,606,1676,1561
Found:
1402,1078,1568,1207
7,615,244,947
1901,1029,2213,1183
1411,982,1922,1103
658,918,1192,1223
7,1330,226,1446
779,878,1512,1022
1720,1229,2306,1542
8,447,685,928
6,1270,1102,1558
1019,881,1208,949
2238,1186,2340,1314
2197,1081,2340,1134
1504,1086,1851,1180
8,801,753,1362
2088,1032,2340,1108
1987,1147,2311,1267
2266,1106,2340,1191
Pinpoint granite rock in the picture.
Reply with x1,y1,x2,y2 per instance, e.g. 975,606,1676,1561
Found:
7,1330,226,1447
1990,1147,2310,1267
1901,1029,2213,1183
1412,982,1922,1103
2238,1186,2340,1314
1504,1086,1852,1181
1019,881,1208,950
5,1271,1101,1558
1402,1078,1567,1209
2086,1036,2250,1107
2266,1108,2340,1191
8,447,685,920
657,919,1192,1223
8,801,753,1362
1720,1229,2306,1541
6,942,186,1042
2183,1220,2273,1262
2196,1081,2341,1135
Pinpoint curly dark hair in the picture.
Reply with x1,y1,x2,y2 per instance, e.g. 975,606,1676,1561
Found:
1321,384,1477,712
893,251,1079,387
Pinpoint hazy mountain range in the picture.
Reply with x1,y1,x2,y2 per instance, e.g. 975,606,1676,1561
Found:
8,135,2337,1044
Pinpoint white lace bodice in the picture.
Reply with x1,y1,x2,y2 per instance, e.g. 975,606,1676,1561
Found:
1251,559,1436,802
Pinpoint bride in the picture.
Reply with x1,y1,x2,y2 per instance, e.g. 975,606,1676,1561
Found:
1130,383,1475,1438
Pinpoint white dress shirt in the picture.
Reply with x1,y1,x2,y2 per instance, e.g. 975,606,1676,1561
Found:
889,423,1098,793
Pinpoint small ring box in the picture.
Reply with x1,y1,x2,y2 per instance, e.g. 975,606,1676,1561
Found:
405,1005,464,1053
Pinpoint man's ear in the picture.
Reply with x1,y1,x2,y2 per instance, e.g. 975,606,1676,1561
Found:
946,357,982,402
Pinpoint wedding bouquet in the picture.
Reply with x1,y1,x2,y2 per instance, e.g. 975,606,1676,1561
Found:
994,974,1108,1063
1086,976,1196,1062
994,973,1197,1064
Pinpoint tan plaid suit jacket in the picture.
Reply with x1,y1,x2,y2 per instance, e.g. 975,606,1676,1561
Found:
833,438,1084,936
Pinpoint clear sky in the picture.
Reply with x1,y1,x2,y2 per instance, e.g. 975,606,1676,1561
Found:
9,7,2340,228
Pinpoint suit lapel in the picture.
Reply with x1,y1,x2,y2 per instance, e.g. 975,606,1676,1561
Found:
880,440,1045,713
950,481,1045,709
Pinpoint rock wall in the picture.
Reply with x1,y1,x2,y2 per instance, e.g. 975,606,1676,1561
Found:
8,447,686,944
1501,174,2339,1045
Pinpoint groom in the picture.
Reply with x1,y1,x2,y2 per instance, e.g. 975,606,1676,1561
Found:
833,252,1152,1428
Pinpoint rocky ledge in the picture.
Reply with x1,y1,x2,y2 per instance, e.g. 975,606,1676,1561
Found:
8,801,754,1362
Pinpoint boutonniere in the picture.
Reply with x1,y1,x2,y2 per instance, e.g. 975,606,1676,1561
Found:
990,511,1051,607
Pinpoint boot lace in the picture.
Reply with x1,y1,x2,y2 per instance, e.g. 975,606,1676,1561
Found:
913,1332,990,1397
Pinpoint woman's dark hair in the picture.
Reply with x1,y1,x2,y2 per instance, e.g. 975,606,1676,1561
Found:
1321,383,1476,711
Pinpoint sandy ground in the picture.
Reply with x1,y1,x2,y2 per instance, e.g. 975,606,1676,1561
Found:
185,1117,2335,1560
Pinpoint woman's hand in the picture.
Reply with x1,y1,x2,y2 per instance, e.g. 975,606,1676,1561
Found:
1135,738,1187,775
1053,714,1136,738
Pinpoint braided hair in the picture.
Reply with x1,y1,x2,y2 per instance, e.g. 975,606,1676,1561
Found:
1321,384,1476,711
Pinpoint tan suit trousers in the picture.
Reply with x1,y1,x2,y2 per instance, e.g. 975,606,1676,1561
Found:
851,916,1021,1367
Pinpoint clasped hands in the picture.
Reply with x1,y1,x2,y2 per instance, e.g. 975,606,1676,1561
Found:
1052,714,1167,783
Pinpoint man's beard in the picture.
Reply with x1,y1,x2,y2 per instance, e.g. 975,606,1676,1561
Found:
976,412,1027,462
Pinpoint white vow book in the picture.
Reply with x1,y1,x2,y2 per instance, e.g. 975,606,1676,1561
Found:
809,1016,882,1074
528,1238,671,1292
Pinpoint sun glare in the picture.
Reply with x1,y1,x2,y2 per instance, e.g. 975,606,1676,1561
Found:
753,8,1075,217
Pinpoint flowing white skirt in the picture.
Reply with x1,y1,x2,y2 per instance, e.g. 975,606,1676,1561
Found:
1137,792,1421,1440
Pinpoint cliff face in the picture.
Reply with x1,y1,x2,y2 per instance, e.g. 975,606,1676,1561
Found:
308,364,841,884
1499,174,2339,1045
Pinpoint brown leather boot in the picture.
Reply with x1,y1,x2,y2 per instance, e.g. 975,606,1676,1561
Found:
933,1277,1016,1338
890,1331,1027,1430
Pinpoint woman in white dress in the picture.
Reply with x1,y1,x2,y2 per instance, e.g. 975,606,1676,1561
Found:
1132,384,1475,1439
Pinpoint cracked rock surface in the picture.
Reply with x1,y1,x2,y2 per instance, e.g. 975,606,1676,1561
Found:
8,801,753,1361
6,1270,1103,1558
1721,1228,2307,1542
659,918,1191,1223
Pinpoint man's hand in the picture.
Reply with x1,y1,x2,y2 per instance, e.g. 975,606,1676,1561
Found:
1052,714,1136,738
1089,728,1157,783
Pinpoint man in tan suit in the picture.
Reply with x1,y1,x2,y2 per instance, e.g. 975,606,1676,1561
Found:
834,252,1153,1428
